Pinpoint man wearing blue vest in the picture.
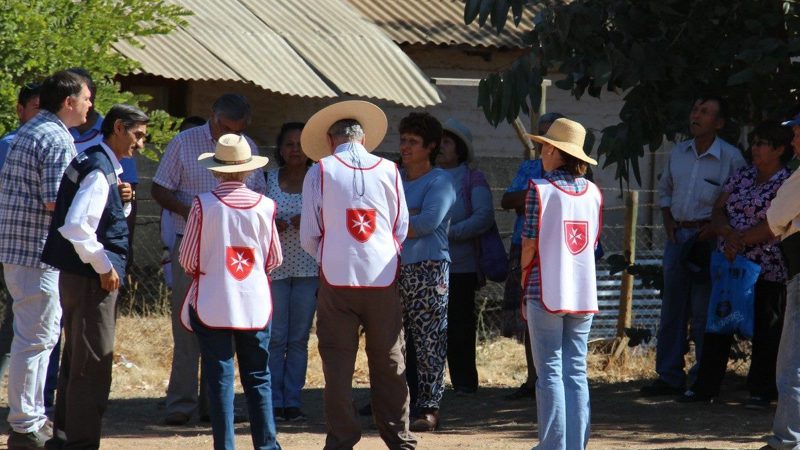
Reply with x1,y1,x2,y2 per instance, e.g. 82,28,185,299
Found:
40,104,147,450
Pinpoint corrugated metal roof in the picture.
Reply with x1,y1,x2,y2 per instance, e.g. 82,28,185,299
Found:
237,0,442,107
348,0,534,48
112,0,444,106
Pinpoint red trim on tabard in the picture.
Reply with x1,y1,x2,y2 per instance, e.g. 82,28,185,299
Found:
265,200,277,271
548,178,589,196
595,183,604,247
191,305,272,331
532,182,598,315
332,154,382,170
211,190,262,209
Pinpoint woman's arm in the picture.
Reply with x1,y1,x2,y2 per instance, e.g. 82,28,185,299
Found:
408,176,456,239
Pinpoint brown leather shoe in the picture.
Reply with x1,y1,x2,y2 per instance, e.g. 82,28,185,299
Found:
409,409,439,432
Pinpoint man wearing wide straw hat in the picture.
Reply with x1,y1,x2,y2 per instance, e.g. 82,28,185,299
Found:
520,118,602,449
299,100,415,449
178,133,283,450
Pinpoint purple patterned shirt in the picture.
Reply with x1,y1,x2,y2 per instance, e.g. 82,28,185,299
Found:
720,165,790,282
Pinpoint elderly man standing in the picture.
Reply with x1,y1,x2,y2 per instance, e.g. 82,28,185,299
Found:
41,104,148,450
299,101,416,450
0,70,92,450
641,95,745,397
151,94,266,425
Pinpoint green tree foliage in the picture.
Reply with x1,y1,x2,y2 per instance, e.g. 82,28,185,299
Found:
0,0,188,153
465,0,800,185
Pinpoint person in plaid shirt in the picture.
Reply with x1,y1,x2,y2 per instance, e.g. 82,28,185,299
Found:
0,70,92,450
151,94,267,426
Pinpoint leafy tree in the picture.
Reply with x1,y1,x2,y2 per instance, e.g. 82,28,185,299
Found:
0,0,188,153
465,0,800,185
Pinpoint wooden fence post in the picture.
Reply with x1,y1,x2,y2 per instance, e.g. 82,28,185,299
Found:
606,190,639,368
617,190,639,336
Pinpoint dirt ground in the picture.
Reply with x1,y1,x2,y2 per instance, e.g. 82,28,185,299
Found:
0,317,776,449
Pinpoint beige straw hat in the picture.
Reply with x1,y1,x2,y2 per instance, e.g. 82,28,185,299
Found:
527,118,597,165
198,134,269,173
300,100,388,162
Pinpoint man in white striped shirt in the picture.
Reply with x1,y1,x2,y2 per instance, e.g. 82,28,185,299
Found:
151,94,267,426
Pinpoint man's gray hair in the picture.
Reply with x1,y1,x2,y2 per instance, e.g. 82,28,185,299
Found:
212,93,251,122
328,119,364,142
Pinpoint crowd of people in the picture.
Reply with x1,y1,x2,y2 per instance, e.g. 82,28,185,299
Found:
0,67,799,450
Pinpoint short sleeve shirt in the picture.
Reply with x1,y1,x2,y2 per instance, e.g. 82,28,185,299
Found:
0,110,76,268
720,165,790,282
265,168,318,280
153,123,267,234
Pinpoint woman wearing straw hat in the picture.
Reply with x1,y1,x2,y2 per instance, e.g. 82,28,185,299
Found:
178,133,283,450
520,118,602,450
436,118,495,395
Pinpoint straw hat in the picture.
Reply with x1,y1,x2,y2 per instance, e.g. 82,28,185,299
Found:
198,134,269,173
300,100,388,162
443,118,474,162
527,118,597,165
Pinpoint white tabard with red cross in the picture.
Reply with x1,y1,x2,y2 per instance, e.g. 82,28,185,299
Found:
180,192,276,330
532,178,603,313
319,154,402,287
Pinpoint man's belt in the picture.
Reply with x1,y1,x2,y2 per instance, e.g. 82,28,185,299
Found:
779,232,800,280
675,220,710,229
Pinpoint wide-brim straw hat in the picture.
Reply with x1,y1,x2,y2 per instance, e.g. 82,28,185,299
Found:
443,118,474,162
527,118,597,165
300,100,388,162
198,133,269,173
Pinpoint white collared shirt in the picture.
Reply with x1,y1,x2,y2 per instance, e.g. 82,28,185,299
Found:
58,142,130,275
657,136,745,221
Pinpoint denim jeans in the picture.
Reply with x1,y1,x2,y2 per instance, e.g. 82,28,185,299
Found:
190,307,281,450
527,298,593,450
655,228,711,389
768,274,800,450
268,276,318,409
3,264,61,433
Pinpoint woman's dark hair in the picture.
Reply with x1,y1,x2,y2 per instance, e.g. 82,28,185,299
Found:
39,70,86,114
274,122,308,167
399,112,442,165
749,120,794,165
101,104,149,139
556,148,589,176
443,130,470,164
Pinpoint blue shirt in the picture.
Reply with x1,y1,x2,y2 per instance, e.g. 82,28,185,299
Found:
445,164,495,273
0,110,76,268
401,167,455,265
506,159,543,245
0,130,18,171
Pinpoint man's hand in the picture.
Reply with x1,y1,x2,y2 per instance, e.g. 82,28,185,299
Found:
276,218,290,233
118,182,133,203
696,223,716,241
289,214,301,229
99,268,120,292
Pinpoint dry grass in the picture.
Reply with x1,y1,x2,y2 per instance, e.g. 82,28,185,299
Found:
111,316,681,398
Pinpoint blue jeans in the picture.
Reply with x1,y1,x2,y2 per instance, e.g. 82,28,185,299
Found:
3,264,61,433
190,308,281,450
655,228,711,389
268,276,318,408
527,298,593,450
768,274,800,450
